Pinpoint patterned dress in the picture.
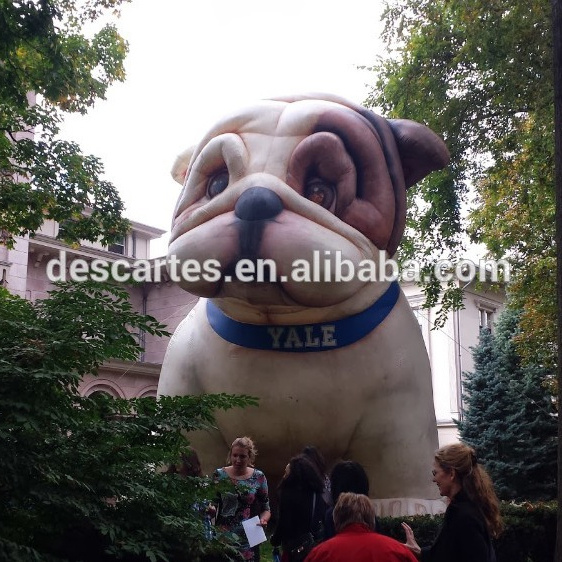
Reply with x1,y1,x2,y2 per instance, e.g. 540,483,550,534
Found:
214,467,270,561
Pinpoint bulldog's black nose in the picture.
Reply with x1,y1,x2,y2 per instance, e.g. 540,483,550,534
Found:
234,187,283,221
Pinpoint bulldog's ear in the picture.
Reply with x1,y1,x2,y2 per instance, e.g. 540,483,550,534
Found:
387,119,450,188
171,147,196,185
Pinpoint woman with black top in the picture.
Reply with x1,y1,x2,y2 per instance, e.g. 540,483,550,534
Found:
302,445,332,506
402,442,503,562
270,454,327,562
323,460,371,540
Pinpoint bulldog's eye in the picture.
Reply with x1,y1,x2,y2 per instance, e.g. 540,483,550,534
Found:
304,178,335,209
207,170,229,198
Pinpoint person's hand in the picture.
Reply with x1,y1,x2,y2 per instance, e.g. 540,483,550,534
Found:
401,522,421,557
207,504,217,516
258,517,269,528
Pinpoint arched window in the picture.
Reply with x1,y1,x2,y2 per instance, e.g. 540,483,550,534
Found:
137,386,157,399
81,379,125,399
88,389,115,398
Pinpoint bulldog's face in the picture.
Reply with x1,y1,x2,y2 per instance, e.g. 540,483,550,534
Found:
168,95,448,308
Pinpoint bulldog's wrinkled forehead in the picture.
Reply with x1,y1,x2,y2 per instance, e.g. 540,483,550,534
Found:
199,99,362,143
189,98,387,180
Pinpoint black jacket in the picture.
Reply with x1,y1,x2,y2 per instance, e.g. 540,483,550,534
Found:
270,487,326,548
421,490,494,562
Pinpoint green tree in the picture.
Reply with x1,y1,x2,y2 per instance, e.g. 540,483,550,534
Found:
0,4,258,558
0,0,132,248
0,282,255,561
458,308,557,501
369,0,554,365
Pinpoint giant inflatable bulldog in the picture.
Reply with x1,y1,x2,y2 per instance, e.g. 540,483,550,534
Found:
158,94,450,515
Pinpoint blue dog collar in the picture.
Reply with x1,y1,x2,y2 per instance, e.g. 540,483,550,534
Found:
206,281,400,352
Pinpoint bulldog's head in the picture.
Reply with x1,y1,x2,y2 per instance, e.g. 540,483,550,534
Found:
168,94,449,308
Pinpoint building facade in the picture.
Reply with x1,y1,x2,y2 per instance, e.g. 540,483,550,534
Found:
2,219,505,445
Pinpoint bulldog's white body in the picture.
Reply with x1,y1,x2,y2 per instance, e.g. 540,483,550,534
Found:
159,284,440,505
158,95,450,514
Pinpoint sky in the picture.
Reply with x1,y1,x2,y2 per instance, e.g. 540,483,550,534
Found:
58,0,386,257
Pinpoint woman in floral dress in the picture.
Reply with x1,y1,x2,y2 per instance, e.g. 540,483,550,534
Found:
214,436,271,561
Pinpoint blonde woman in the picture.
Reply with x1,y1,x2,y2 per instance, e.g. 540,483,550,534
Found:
214,437,270,561
402,442,503,562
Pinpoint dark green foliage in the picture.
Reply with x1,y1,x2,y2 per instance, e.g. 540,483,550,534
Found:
497,502,557,562
458,308,557,501
369,0,555,355
0,0,131,248
378,501,557,562
0,283,257,561
378,513,442,549
1,2,260,559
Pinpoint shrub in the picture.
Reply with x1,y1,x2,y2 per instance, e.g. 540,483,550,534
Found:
0,283,257,561
377,501,556,562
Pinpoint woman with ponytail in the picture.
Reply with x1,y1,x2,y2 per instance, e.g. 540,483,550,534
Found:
401,442,503,562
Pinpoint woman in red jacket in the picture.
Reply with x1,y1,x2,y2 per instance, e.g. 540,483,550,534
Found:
305,493,417,562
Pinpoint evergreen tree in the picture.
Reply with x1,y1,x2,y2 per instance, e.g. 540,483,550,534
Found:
459,308,557,501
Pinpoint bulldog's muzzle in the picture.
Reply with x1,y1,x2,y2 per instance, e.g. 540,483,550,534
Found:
235,186,283,260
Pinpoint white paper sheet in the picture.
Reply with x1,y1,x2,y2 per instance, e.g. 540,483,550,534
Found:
241,515,267,548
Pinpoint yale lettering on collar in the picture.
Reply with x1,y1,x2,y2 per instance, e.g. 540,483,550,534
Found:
267,325,337,349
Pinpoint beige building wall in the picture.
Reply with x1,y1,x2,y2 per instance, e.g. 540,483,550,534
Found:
402,280,505,446
142,282,198,364
2,236,30,298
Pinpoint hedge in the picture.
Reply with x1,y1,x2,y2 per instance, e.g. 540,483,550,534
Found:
377,501,557,562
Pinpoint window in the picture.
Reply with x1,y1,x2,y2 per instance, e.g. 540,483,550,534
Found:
88,390,115,399
412,306,430,348
57,219,77,241
107,235,126,255
83,381,123,398
478,308,494,332
475,299,497,334
413,308,424,330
